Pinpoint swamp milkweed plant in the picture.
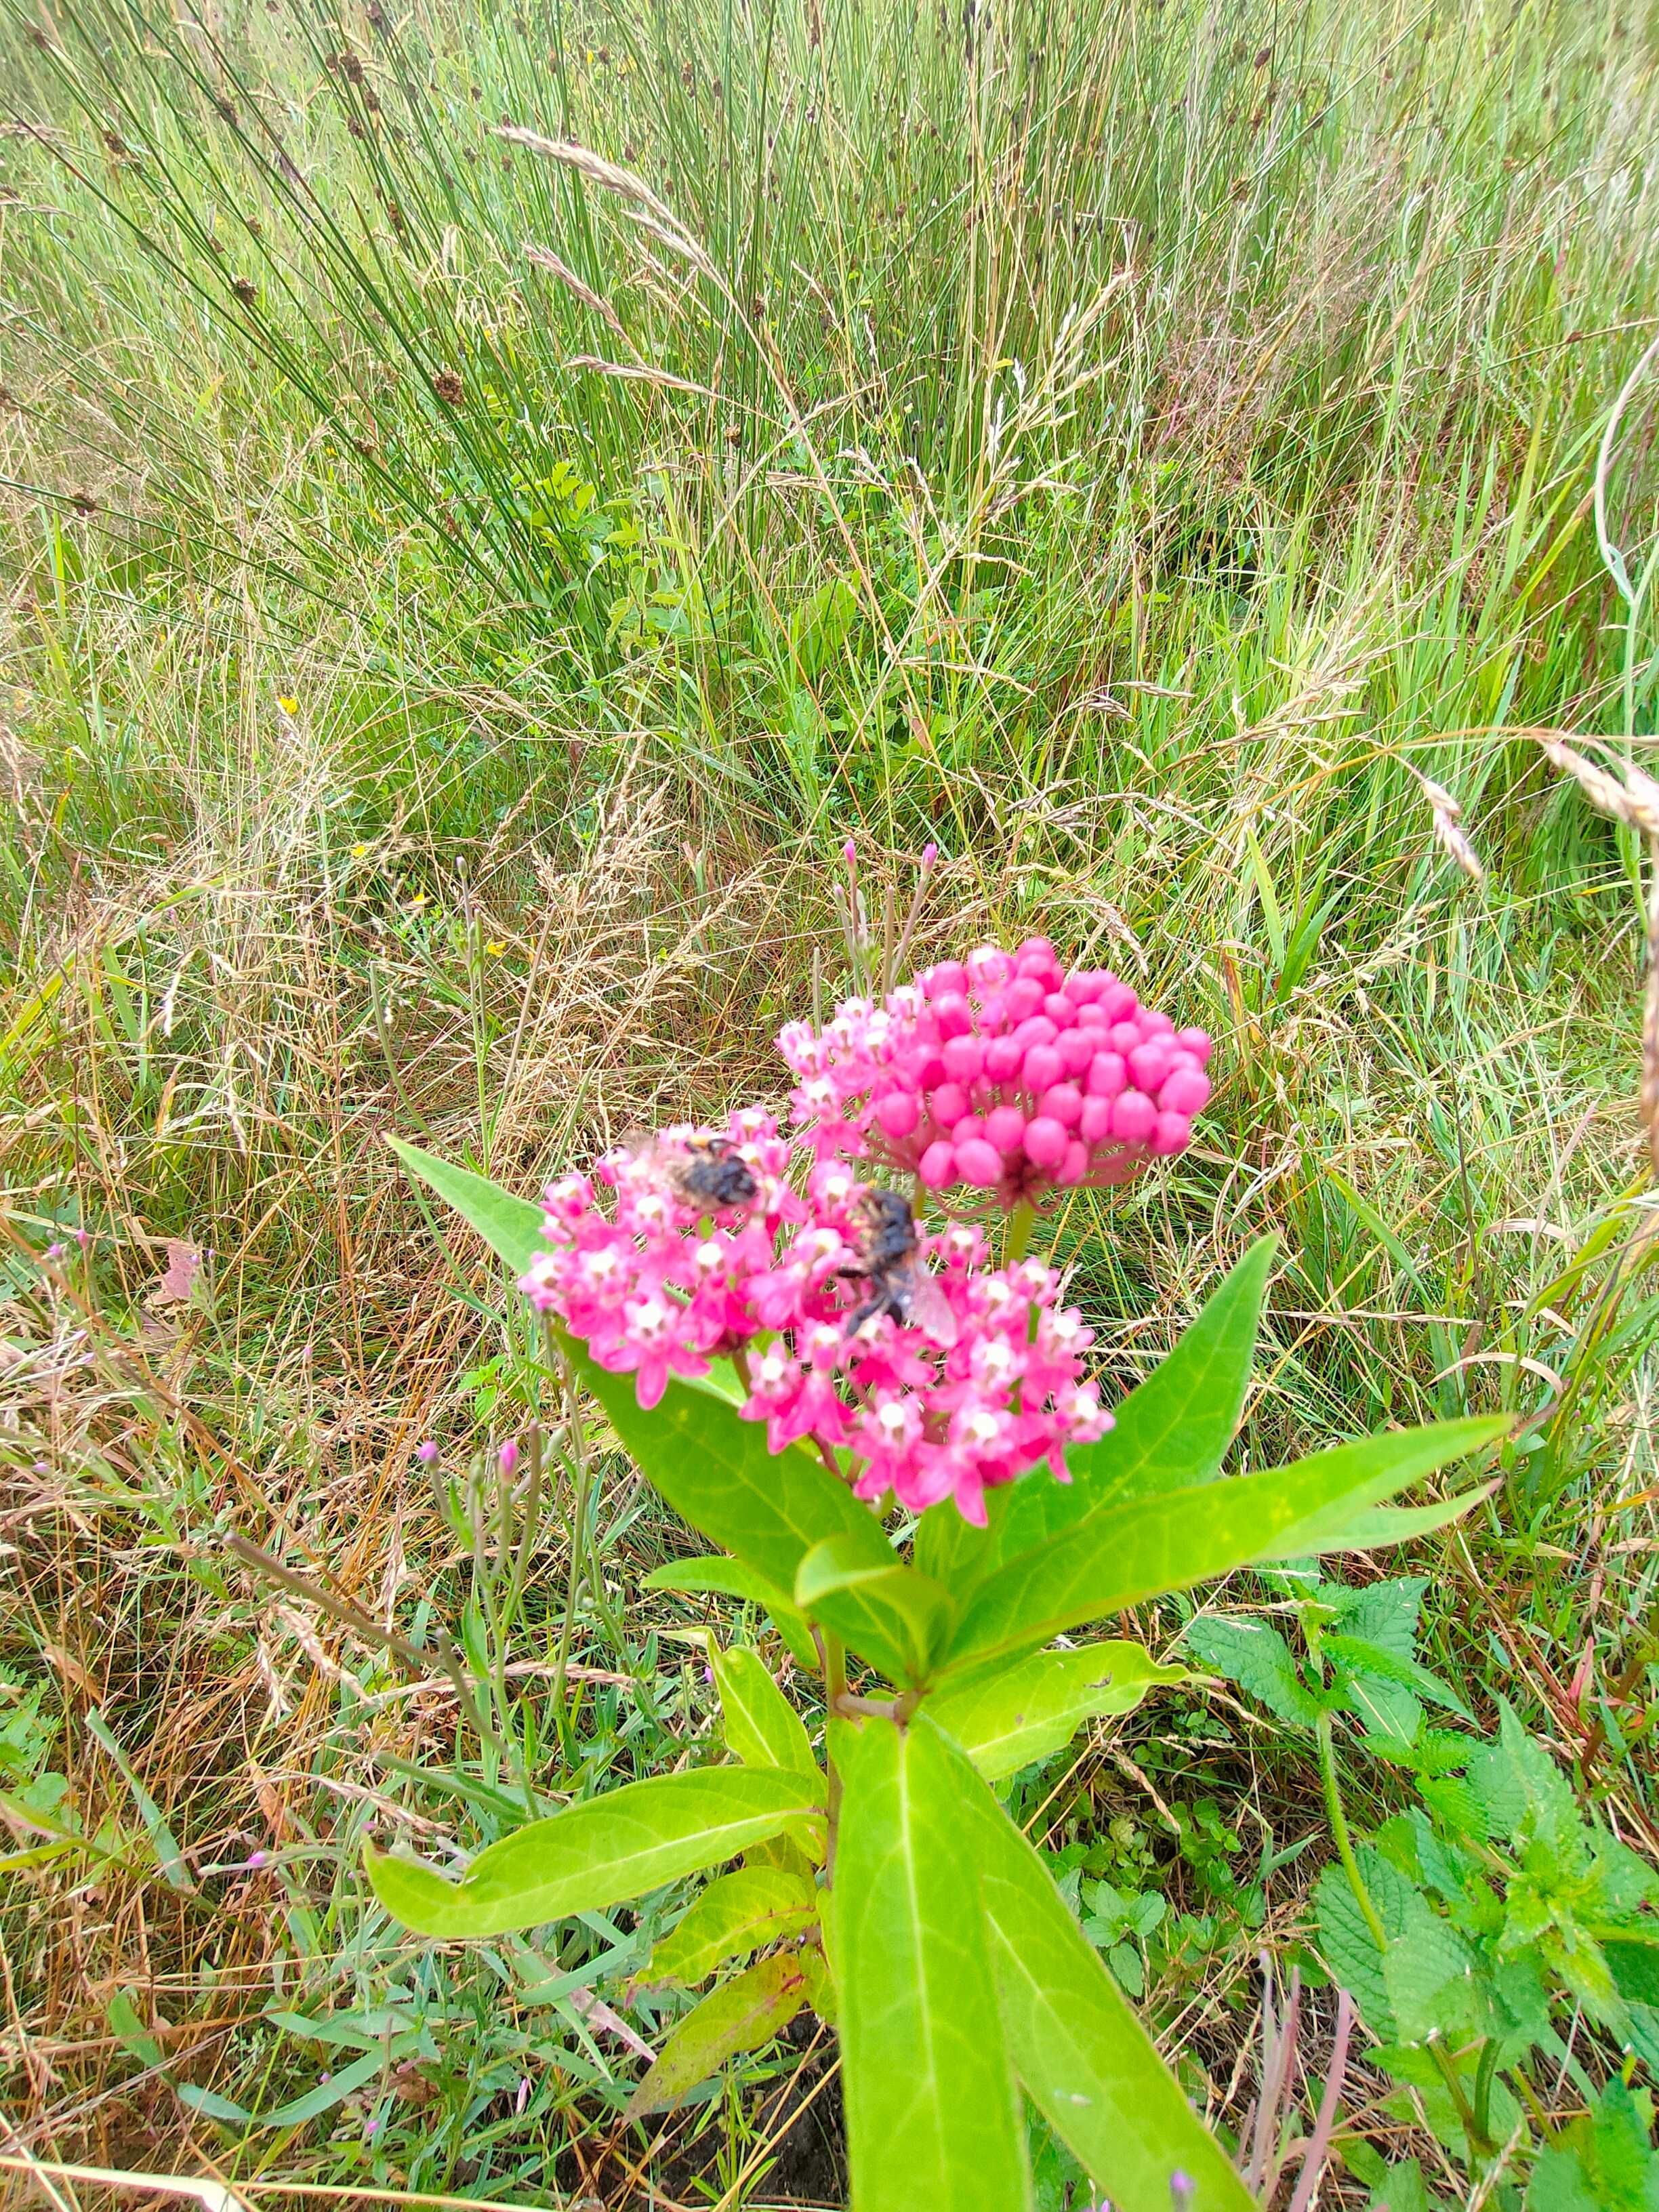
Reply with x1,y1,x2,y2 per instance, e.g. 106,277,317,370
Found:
371,937,1502,2212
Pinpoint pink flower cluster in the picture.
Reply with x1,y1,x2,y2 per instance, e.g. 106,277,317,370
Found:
779,938,1211,1202
518,1112,1109,1525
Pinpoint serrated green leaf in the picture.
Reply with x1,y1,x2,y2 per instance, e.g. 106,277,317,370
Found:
1382,1902,1482,2045
1361,2156,1448,2212
710,1645,819,1782
930,1641,1185,1782
948,1726,1251,2212
1333,1575,1426,1658
1626,2005,1659,2071
642,1555,817,1668
944,1420,1505,1673
795,1536,955,1685
1524,2077,1659,2211
830,1712,1033,2211
365,1767,824,1939
1324,1633,1473,1720
624,1950,811,2118
644,1866,820,1986
1315,1859,1394,2036
1343,1671,1424,1747
1185,1616,1323,1727
1608,1938,1659,2009
991,1239,1277,1574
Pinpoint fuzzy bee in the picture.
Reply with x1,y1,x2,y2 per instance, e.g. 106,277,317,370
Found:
840,1187,958,1346
645,1130,759,1212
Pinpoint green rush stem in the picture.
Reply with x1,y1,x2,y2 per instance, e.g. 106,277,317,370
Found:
1317,1711,1386,1949
552,1370,592,1757
497,1425,543,1816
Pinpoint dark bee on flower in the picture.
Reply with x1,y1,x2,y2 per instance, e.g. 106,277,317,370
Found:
632,1130,758,1213
669,1133,758,1211
840,1187,956,1345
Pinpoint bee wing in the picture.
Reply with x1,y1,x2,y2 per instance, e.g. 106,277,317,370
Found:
907,1268,959,1348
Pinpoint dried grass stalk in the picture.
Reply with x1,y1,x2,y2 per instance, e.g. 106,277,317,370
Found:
524,242,629,341
1535,733,1659,1176
493,127,678,231
1414,771,1485,883
1536,733,1659,837
565,354,721,401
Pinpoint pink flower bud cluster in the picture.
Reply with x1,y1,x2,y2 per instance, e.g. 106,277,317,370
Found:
779,938,1212,1202
518,1115,1109,1525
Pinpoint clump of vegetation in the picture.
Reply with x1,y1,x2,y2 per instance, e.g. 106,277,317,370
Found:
1,0,1656,2201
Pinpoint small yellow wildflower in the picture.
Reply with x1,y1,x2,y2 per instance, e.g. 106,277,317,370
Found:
485,939,507,956
277,694,299,714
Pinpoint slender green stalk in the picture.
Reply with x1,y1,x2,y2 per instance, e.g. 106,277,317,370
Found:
821,1631,847,1883
1316,1710,1385,1949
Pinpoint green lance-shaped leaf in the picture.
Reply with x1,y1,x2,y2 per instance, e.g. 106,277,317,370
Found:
644,1866,821,1986
945,1725,1251,2212
917,1239,1275,1601
642,1555,818,1669
365,1767,824,1940
710,1645,820,1784
996,1237,1279,1563
794,1536,956,1687
829,1712,1033,2212
624,1950,813,2119
943,1418,1506,1675
929,1642,1187,1783
391,1138,893,1592
389,1135,547,1273
1283,1484,1497,1555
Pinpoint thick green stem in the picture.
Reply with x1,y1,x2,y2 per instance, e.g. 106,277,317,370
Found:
821,1633,846,1884
1004,1200,1036,1265
1473,2034,1502,2148
1431,2041,1491,2164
